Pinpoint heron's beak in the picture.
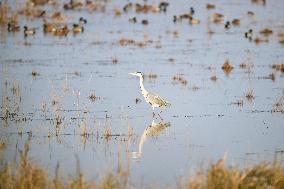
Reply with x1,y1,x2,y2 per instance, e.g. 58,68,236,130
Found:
129,72,136,76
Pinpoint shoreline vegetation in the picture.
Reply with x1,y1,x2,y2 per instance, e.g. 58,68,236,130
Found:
1,144,284,189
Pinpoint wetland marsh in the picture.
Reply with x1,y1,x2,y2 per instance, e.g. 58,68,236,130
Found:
1,0,284,188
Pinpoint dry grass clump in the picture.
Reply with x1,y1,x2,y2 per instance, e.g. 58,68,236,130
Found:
112,57,118,64
272,64,284,73
264,73,276,81
98,173,123,189
172,30,179,37
103,127,112,140
51,12,65,21
0,144,48,189
30,0,49,6
147,73,157,79
119,38,133,46
278,33,284,44
74,71,81,76
245,89,255,101
0,2,8,24
273,101,284,113
168,58,175,63
260,28,273,36
211,13,224,24
0,143,127,189
251,0,266,5
273,91,284,113
231,99,244,107
0,141,6,151
172,75,188,86
113,8,122,16
192,85,200,91
166,30,179,38
221,59,234,75
254,36,269,44
239,63,248,69
119,38,146,47
232,19,240,26
88,92,99,102
31,70,40,77
184,159,284,189
206,4,215,10
210,75,218,82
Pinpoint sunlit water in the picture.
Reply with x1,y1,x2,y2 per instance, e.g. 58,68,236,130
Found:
1,0,284,186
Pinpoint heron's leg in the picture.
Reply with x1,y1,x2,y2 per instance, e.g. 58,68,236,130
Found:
158,110,164,119
157,113,163,121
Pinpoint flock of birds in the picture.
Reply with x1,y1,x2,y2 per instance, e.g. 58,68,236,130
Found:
3,0,283,43
7,16,86,37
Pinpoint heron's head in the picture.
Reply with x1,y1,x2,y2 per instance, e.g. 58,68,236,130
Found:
129,71,143,77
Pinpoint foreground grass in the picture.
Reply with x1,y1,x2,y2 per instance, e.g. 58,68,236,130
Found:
183,159,284,189
1,145,284,189
0,144,127,189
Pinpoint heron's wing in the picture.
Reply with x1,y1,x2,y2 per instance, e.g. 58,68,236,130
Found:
147,92,170,107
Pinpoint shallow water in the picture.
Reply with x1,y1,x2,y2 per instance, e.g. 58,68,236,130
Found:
1,0,284,186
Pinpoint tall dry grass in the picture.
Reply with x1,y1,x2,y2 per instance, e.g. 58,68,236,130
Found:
0,144,127,189
183,158,284,189
1,144,284,189
0,2,8,24
0,144,48,189
0,2,18,25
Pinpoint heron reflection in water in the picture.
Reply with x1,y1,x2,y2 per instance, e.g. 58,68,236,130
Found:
131,120,171,159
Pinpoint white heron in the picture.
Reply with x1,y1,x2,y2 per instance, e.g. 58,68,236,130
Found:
129,71,171,118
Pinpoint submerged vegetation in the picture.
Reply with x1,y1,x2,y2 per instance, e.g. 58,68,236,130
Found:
245,89,255,101
221,59,234,75
172,74,188,86
1,145,284,189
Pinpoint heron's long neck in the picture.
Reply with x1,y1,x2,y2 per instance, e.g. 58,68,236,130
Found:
139,76,148,96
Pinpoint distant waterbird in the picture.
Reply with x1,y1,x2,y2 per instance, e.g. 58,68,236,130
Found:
43,19,57,33
7,22,20,32
245,29,253,40
129,17,137,23
23,26,36,36
79,17,87,25
129,72,171,118
72,24,84,33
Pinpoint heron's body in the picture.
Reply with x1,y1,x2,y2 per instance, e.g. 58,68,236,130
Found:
130,72,170,117
144,92,170,109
